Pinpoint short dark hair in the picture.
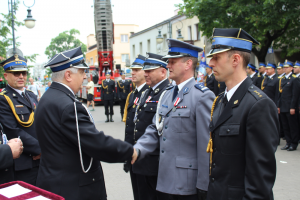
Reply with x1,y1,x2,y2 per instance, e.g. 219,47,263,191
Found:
227,50,251,69
181,57,198,71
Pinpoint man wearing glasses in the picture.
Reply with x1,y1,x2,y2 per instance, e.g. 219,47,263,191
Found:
0,54,41,185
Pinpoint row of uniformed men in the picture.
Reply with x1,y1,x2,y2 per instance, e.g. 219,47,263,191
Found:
123,28,278,200
205,60,300,151
0,27,278,200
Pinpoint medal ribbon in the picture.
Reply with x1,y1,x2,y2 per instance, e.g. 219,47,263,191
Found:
134,97,139,105
145,96,152,103
174,97,180,107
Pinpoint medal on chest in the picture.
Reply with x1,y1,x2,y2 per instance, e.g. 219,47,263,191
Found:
133,97,139,108
172,97,181,112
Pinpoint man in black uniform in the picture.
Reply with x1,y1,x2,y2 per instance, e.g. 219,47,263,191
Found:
206,28,278,200
205,64,218,96
278,60,300,151
132,53,170,200
277,62,285,140
0,55,41,185
256,62,266,89
36,47,136,200
277,62,285,78
101,72,115,122
123,55,149,200
247,63,259,87
261,63,278,103
117,72,132,120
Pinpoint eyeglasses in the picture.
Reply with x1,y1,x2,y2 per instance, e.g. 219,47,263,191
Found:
8,71,28,77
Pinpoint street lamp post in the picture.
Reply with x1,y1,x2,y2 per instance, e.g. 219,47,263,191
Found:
8,0,36,54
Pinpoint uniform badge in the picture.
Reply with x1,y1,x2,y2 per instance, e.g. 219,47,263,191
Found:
13,93,16,96
133,104,136,108
159,115,162,123
16,105,24,108
234,100,238,104
155,88,159,93
172,107,176,112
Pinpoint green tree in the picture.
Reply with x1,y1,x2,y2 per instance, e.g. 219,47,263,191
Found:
177,0,300,62
45,29,87,59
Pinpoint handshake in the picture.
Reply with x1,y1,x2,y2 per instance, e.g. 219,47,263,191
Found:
124,148,139,173
7,138,23,159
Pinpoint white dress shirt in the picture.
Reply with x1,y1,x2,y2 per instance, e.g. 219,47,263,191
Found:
285,72,292,79
177,77,194,92
224,77,247,102
152,79,167,91
250,72,256,78
8,84,25,95
136,82,146,92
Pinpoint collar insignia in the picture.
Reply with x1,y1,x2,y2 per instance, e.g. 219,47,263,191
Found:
155,88,159,93
234,100,238,104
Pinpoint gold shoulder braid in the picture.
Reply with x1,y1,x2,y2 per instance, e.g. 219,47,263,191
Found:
117,81,125,90
279,77,283,93
261,77,266,90
123,91,133,122
0,93,34,127
102,80,108,90
206,95,220,175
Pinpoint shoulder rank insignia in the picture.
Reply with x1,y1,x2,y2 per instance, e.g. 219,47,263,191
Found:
194,84,209,92
183,87,189,94
166,85,174,90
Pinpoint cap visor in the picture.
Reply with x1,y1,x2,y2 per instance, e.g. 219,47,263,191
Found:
6,68,28,72
130,65,143,69
143,65,161,70
206,48,231,58
162,55,184,59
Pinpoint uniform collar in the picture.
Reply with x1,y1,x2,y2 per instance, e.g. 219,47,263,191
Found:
296,73,300,77
285,72,292,79
137,82,146,92
278,73,285,78
152,78,167,91
208,73,213,78
268,73,276,79
224,77,247,102
250,72,256,78
263,72,267,76
54,82,74,96
177,77,194,92
8,84,25,95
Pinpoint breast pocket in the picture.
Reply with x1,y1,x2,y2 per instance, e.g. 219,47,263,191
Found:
219,124,242,155
170,108,190,132
15,107,31,121
142,105,157,122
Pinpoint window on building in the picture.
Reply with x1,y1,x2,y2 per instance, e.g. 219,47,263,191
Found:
163,34,167,51
90,58,93,65
121,34,128,43
147,39,151,52
121,54,129,62
133,45,136,58
139,42,143,55
193,24,200,41
187,26,192,40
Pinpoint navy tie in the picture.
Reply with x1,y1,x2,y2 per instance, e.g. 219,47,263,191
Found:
172,85,179,101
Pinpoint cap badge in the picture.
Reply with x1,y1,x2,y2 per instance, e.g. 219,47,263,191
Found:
14,54,20,61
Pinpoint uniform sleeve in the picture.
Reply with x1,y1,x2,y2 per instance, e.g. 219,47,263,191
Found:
0,97,41,155
244,98,278,200
290,79,300,109
134,115,159,160
117,81,120,99
0,144,13,170
60,102,133,163
196,91,214,191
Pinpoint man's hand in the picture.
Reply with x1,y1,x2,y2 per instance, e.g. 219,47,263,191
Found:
33,153,41,160
123,161,130,173
278,108,280,114
290,108,295,115
7,138,23,159
131,148,138,164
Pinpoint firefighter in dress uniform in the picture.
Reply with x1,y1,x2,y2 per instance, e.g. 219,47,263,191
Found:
247,63,259,87
101,72,116,122
123,55,150,200
117,73,132,120
0,54,40,185
206,28,278,200
261,62,279,103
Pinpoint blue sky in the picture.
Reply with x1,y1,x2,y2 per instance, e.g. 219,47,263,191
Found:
0,0,183,64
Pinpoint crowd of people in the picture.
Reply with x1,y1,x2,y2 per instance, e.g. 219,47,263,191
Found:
0,27,284,200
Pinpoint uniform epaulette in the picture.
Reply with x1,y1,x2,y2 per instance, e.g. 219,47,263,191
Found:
166,85,174,90
292,74,297,78
194,84,209,92
248,85,266,100
0,90,7,95
26,89,34,93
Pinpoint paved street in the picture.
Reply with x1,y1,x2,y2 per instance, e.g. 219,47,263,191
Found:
79,104,299,200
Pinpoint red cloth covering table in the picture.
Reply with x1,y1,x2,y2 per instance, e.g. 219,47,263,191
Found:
0,181,64,200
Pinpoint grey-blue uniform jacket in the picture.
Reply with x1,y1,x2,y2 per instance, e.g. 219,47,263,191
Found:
134,78,215,195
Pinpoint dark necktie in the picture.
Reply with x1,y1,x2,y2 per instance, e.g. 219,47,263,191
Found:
172,85,179,101
22,92,31,105
219,94,228,116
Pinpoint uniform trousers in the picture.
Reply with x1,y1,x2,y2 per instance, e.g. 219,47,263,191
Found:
14,166,39,186
281,112,299,148
130,168,149,200
119,99,126,115
279,114,285,138
171,194,198,200
104,99,114,115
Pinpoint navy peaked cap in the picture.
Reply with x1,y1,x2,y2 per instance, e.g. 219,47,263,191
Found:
163,39,203,59
143,52,168,70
